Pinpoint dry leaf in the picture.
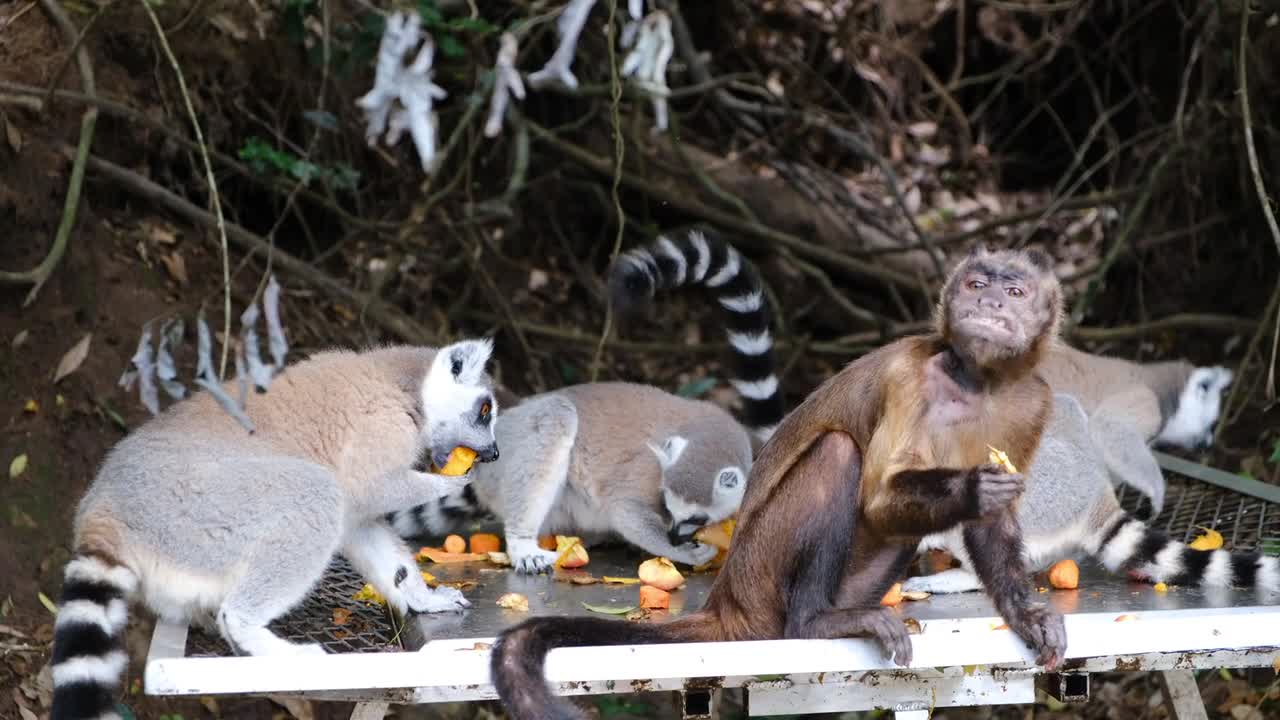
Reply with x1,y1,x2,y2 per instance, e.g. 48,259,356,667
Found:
332,607,352,625
22,399,36,414
582,602,636,615
12,330,28,349
210,12,250,40
497,593,529,612
902,617,923,634
486,551,511,566
554,571,601,585
528,269,550,291
270,695,315,720
9,454,28,479
1114,614,1138,622
353,584,386,605
906,121,937,139
603,576,642,585
148,223,178,245
160,252,188,286
53,333,91,384
901,590,931,601
5,121,22,154
457,642,492,651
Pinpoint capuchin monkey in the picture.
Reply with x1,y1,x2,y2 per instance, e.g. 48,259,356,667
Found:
489,247,1069,720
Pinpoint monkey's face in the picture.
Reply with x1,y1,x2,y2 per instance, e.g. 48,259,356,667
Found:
1156,366,1233,450
942,249,1060,370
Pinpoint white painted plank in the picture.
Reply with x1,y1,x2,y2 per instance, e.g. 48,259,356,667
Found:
144,606,1280,702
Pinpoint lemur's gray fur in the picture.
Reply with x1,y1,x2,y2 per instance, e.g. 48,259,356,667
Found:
50,340,499,720
1037,343,1233,514
905,393,1277,597
386,228,785,574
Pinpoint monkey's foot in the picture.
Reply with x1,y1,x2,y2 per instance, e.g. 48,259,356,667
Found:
1006,605,1066,670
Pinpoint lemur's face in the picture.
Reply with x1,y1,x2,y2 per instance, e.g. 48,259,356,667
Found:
1156,366,1233,450
418,339,500,472
648,435,747,545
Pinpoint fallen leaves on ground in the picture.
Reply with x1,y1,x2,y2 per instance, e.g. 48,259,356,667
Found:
581,602,636,615
497,593,529,612
53,334,91,384
331,608,352,625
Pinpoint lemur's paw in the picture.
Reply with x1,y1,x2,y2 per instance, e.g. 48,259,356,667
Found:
670,542,718,567
512,548,559,575
410,584,470,613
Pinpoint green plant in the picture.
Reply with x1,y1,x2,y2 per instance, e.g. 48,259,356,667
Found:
237,137,360,192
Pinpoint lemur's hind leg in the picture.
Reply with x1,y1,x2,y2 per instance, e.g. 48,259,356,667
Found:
343,521,469,616
495,395,579,574
216,459,343,656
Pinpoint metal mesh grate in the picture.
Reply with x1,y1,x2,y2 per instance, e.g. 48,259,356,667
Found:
185,556,404,657
1117,475,1280,553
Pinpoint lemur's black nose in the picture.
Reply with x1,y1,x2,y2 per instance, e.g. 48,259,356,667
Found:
477,444,499,463
668,526,695,546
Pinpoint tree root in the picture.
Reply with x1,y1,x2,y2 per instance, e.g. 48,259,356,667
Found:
0,0,97,308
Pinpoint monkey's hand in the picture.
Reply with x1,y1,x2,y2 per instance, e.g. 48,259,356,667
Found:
966,463,1025,520
1006,605,1067,670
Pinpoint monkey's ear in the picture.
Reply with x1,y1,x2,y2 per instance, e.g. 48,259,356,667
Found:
647,435,689,469
1022,248,1053,272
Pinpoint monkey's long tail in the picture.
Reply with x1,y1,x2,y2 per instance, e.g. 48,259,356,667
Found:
1087,509,1279,592
490,613,719,720
50,554,138,720
607,227,784,440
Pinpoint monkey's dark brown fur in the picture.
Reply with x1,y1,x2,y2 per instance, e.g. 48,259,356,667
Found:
490,247,1068,720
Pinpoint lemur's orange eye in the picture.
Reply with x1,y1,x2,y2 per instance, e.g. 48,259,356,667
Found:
480,402,491,418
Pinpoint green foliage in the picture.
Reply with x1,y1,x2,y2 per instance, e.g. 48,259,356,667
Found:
676,376,718,398
1268,437,1280,464
238,137,360,192
593,695,656,718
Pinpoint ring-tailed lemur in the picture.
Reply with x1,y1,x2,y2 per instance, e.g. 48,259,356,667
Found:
50,340,499,720
387,228,787,573
904,392,1277,596
1038,343,1233,514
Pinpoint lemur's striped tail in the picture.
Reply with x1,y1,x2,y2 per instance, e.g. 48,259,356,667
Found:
608,228,784,439
50,554,138,720
1087,510,1278,592
385,484,482,540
